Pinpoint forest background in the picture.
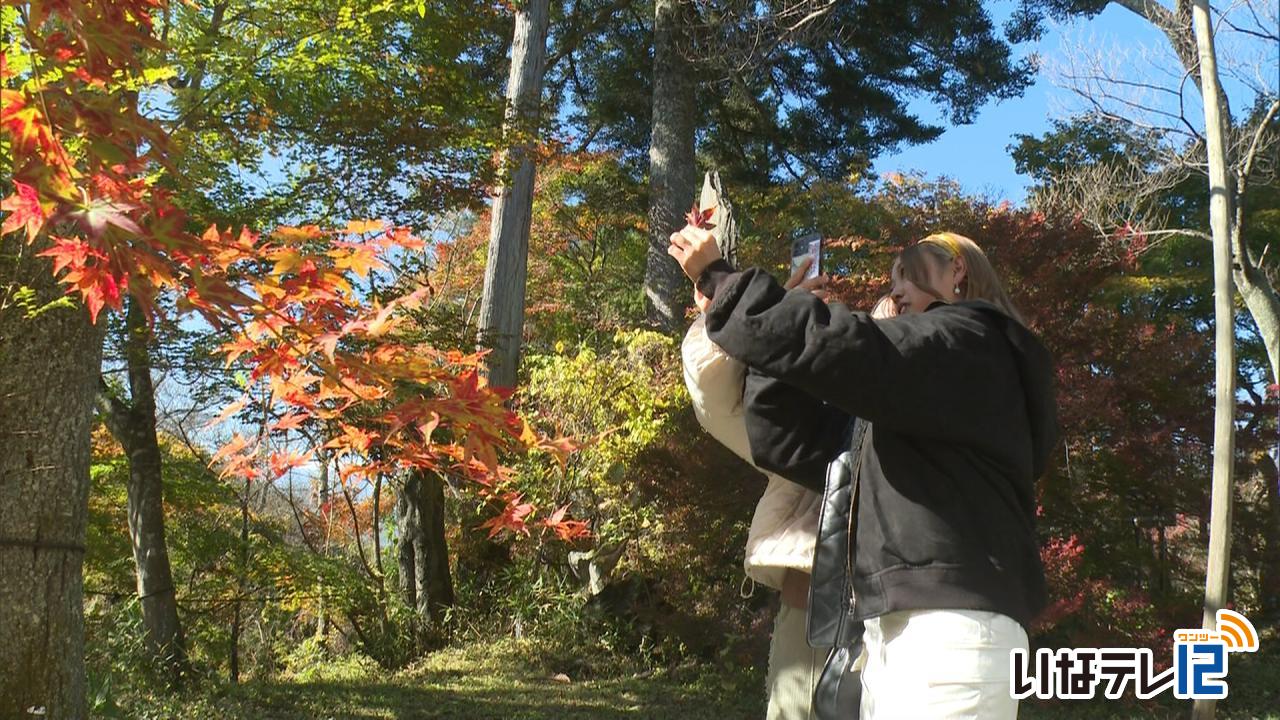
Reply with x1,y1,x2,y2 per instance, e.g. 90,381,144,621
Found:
1,0,1278,718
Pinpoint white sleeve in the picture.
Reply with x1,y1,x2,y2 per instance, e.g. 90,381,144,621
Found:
680,314,755,464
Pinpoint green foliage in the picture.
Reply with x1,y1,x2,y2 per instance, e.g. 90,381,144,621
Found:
556,1,1061,184
522,153,651,350
6,284,78,318
279,636,381,683
521,329,682,550
157,0,510,229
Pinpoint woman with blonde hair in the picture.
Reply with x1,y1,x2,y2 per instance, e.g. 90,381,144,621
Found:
669,227,1057,719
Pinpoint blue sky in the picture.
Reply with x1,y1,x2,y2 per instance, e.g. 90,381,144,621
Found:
871,1,1276,204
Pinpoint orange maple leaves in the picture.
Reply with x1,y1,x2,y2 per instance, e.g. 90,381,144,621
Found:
197,222,588,542
2,0,589,544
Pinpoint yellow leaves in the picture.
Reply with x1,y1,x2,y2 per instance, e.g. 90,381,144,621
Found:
343,219,384,235
364,301,400,337
273,224,324,244
326,424,377,454
331,244,383,278
271,248,304,277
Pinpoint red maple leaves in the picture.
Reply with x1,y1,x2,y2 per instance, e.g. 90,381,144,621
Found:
685,201,716,230
2,0,590,545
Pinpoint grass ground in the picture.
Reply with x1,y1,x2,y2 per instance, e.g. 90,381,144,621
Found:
95,633,1279,720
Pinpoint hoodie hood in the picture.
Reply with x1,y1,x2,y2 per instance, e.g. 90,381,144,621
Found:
955,299,1060,479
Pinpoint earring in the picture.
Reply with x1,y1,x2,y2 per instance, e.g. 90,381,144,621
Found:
953,285,961,295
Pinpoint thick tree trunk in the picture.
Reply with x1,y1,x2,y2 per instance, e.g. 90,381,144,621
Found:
1190,3,1236,718
97,301,189,680
644,0,698,332
396,480,420,612
413,471,453,626
0,234,105,719
400,471,454,626
477,0,551,390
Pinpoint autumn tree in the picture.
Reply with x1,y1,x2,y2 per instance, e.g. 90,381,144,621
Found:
95,299,190,679
1,1,581,713
478,0,552,389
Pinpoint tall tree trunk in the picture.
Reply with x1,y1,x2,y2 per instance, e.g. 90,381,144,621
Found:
97,300,189,680
315,454,330,642
478,0,551,390
1231,101,1280,388
396,476,420,612
397,473,425,649
397,471,453,648
413,470,454,626
229,474,251,684
1190,3,1236,718
644,0,698,331
0,234,105,719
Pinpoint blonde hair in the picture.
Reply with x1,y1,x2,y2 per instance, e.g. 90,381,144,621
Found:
897,232,1024,324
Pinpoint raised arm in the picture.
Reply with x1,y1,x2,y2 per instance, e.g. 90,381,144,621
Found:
742,366,851,493
679,313,753,463
697,259,1011,444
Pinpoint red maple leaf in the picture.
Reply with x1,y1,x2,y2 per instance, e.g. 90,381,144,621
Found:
1,182,47,240
685,202,716,230
541,504,591,542
64,196,143,239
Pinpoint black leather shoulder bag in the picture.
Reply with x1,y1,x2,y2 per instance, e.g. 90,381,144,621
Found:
807,417,870,720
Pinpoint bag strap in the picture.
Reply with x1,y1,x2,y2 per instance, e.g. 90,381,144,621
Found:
834,419,871,649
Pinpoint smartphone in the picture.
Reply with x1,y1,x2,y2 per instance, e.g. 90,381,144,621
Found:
790,232,822,281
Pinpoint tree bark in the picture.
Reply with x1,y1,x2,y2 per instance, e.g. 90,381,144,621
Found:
396,477,420,612
399,471,453,626
644,0,698,332
1190,3,1236,717
97,300,189,680
477,0,551,390
229,474,250,684
414,470,453,626
0,234,105,719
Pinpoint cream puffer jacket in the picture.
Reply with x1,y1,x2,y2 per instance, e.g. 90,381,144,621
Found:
681,314,822,591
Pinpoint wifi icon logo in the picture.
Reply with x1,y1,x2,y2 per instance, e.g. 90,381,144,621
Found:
1215,609,1259,652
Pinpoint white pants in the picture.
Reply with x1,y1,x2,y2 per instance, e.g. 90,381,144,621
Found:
857,609,1028,720
766,602,828,720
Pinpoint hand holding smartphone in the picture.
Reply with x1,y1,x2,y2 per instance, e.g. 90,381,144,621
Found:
790,232,822,282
